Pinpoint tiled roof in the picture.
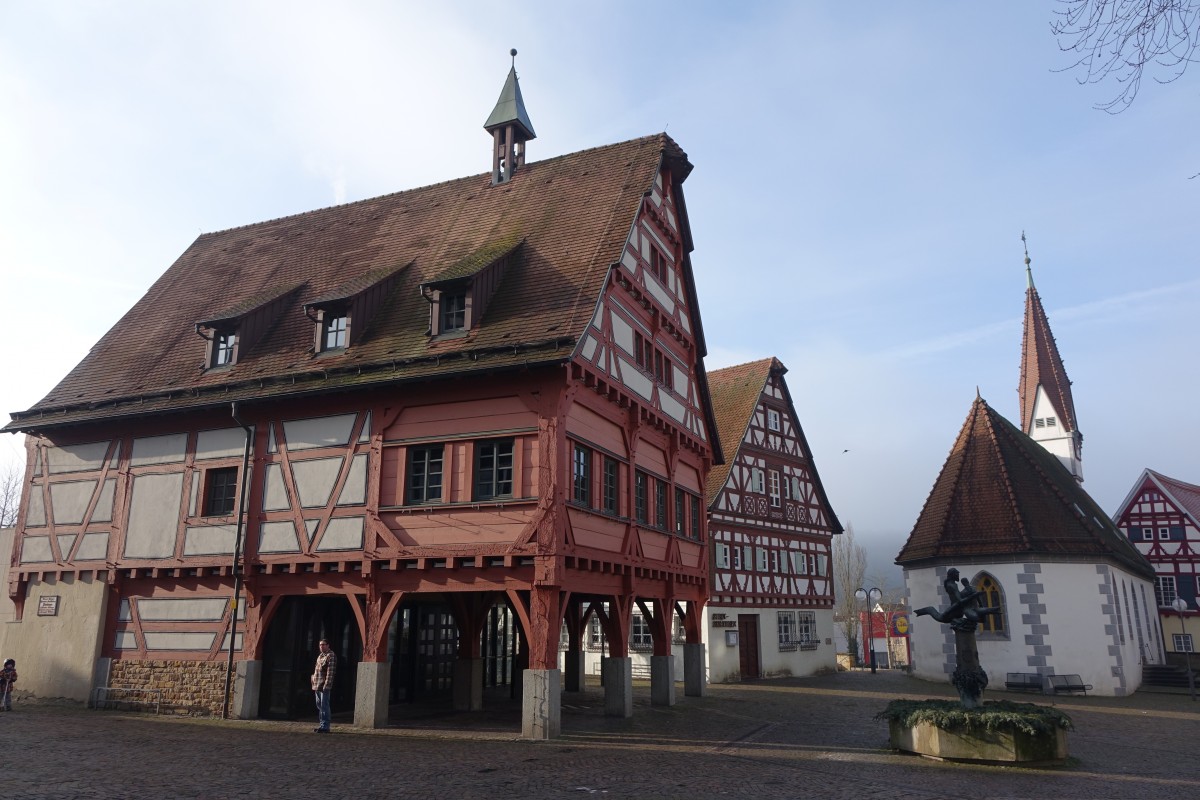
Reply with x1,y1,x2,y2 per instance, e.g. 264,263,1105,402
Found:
7,133,693,431
896,395,1153,579
1018,282,1077,433
703,358,777,504
1149,470,1200,527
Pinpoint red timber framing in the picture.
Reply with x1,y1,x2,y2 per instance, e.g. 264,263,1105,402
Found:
4,130,718,736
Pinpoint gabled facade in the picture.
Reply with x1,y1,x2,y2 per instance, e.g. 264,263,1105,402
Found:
1113,469,1200,655
898,396,1158,696
2,66,722,738
702,358,841,681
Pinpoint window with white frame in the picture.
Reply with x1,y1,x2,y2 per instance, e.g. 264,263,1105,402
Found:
751,468,765,493
797,610,816,644
769,550,780,572
778,610,797,649
1173,633,1194,653
1155,575,1178,607
792,551,807,575
731,546,742,570
791,476,802,500
766,408,781,431
756,547,768,571
631,613,652,650
1141,527,1154,541
769,470,781,507
1159,527,1170,540
716,543,730,569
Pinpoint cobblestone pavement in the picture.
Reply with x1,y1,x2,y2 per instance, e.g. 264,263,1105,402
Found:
4,671,1198,800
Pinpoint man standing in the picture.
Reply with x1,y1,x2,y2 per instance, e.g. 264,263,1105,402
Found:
311,638,336,733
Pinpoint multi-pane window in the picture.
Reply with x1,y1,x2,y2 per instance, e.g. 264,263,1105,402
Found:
778,610,797,648
203,467,239,516
715,543,730,569
213,330,237,366
731,546,743,570
323,313,348,350
649,245,668,282
977,574,1005,634
751,468,765,494
633,331,674,390
1159,527,1170,540
769,550,780,572
756,547,768,571
797,611,816,644
635,471,649,523
1155,575,1178,607
406,445,444,504
655,478,667,529
766,408,781,431
602,457,620,515
1173,633,1195,653
440,292,466,331
572,444,592,506
675,488,686,535
631,613,652,650
475,440,514,500
769,470,781,507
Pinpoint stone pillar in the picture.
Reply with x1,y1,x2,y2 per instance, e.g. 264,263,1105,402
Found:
603,656,633,717
230,660,262,719
452,657,484,711
684,643,707,697
521,668,561,739
564,647,585,692
651,655,676,706
354,661,391,728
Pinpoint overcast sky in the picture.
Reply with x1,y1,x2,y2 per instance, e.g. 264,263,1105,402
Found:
2,2,1197,579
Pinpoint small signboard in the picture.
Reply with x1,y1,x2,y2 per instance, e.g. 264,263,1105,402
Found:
38,595,60,616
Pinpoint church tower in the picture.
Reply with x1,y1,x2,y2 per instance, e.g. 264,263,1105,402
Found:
1017,234,1083,482
484,49,536,185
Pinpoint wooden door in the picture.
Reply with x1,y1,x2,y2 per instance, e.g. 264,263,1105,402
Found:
737,614,760,679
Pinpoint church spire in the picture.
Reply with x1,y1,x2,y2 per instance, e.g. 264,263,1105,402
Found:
1017,234,1083,482
484,49,536,185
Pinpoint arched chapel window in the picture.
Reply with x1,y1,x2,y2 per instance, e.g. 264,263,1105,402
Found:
975,573,1006,635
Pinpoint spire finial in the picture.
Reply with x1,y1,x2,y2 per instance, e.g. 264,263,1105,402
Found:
1022,231,1035,289
511,48,517,68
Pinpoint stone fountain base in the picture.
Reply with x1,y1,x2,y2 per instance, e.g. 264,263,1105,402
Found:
889,718,1068,765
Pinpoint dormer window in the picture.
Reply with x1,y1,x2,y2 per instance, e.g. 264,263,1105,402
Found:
213,330,238,367
196,282,303,372
322,312,348,350
421,235,523,338
441,292,467,332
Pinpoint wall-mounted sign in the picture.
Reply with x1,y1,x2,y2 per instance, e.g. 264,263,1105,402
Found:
712,620,737,628
891,613,910,637
724,630,739,647
37,595,60,616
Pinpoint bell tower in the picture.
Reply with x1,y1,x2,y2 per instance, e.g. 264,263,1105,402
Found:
484,49,536,185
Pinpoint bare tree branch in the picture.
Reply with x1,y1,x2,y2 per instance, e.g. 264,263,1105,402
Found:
1053,0,1200,112
0,464,21,528
832,523,867,665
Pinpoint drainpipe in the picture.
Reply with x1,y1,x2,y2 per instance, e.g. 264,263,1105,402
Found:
222,401,253,719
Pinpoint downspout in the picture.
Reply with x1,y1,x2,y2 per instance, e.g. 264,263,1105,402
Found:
222,401,253,719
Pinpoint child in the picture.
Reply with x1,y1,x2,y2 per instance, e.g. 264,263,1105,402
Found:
0,658,16,711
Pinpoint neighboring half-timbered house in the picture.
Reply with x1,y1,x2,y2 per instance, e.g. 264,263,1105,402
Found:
1,63,721,738
702,358,841,680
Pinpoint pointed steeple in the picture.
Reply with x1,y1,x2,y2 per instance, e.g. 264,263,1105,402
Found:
1017,234,1083,482
484,49,536,185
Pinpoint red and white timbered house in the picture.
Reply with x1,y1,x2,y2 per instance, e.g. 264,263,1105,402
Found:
1,65,721,738
702,358,841,680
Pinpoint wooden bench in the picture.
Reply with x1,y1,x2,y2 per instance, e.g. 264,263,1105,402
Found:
1004,672,1043,692
90,686,162,714
1048,674,1093,696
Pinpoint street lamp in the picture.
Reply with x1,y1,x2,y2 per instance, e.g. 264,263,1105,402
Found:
855,587,883,674
1170,597,1196,702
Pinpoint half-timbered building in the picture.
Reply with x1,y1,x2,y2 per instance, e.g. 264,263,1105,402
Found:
1,63,722,738
702,358,840,680
1113,470,1200,657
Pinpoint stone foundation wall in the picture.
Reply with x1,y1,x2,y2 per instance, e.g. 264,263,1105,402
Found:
108,660,229,716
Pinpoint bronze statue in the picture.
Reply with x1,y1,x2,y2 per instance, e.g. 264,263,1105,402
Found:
914,568,1000,708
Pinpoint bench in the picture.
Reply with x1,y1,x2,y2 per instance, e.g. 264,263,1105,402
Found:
1004,672,1043,692
1048,674,1093,696
90,686,162,714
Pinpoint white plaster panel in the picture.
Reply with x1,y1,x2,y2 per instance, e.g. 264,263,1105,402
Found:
263,463,290,511
620,249,638,273
651,188,662,207
92,478,116,523
26,488,45,526
679,312,690,334
610,313,634,356
20,537,53,563
659,392,686,423
114,630,137,649
291,457,342,507
196,427,247,460
305,519,319,538
137,598,228,621
220,632,244,651
317,516,364,551
56,534,75,557
617,357,654,400
183,524,237,555
644,274,675,313
640,231,650,260
190,470,200,517
144,632,217,651
124,472,184,559
268,424,277,453
49,480,96,525
358,412,371,442
283,413,356,450
75,533,109,561
666,207,677,231
581,334,598,361
336,454,368,506
590,299,605,330
130,433,188,466
673,365,688,395
46,441,110,473
259,521,301,553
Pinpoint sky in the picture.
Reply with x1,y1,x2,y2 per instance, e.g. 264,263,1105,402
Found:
2,2,1198,581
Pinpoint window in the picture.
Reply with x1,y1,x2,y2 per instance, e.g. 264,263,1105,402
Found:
731,546,743,570
203,467,239,516
715,543,730,569
406,445,444,504
440,292,466,332
778,611,797,649
675,488,686,535
322,313,348,350
649,245,668,282
635,471,649,523
976,573,1006,634
1159,527,1170,540
767,409,781,432
475,440,514,500
751,468,765,494
213,329,237,367
792,551,807,574
572,444,592,506
769,550,779,572
1155,575,1178,607
654,478,667,529
631,613,652,650
633,331,675,390
769,470,781,507
1139,527,1153,541
602,457,620,515
1174,633,1195,653
797,611,816,644
791,476,802,500
755,547,767,572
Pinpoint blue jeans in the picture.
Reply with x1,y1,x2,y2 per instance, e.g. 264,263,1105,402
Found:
314,689,331,730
